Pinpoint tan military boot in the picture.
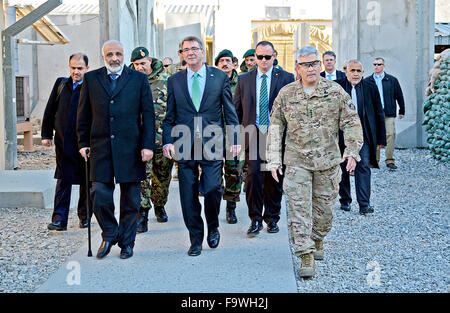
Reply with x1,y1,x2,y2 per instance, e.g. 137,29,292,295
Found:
313,239,324,260
299,252,315,278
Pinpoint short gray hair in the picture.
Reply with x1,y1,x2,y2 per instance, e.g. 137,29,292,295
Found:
296,46,320,62
102,40,124,56
347,59,364,70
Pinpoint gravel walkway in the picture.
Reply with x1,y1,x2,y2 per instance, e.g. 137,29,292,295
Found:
0,147,448,292
290,148,449,292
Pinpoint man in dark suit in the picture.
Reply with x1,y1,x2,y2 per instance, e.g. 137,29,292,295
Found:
77,40,155,259
320,51,346,81
162,36,240,256
234,40,295,236
336,60,386,215
366,57,405,171
42,53,90,231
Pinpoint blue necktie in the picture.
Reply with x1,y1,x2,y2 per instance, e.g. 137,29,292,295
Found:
259,74,269,134
327,74,333,80
109,74,118,90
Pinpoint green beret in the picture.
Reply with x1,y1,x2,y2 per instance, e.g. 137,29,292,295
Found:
214,49,233,66
243,49,255,59
130,47,149,62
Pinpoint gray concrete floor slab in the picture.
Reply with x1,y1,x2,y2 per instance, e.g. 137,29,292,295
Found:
34,181,297,293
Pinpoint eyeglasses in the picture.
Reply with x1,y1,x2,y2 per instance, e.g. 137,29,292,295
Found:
163,64,171,68
297,60,320,69
255,54,273,60
373,63,384,66
181,47,202,53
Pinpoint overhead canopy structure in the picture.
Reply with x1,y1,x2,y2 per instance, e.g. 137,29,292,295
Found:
15,4,69,44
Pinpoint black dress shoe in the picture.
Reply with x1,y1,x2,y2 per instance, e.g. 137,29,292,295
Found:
267,222,279,233
79,219,89,229
120,245,134,259
96,240,114,259
187,244,202,256
207,228,220,248
247,220,263,237
226,202,237,224
340,204,351,211
155,206,168,223
47,221,67,231
359,206,374,215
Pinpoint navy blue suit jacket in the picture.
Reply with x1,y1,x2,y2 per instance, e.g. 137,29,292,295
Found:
320,70,346,81
162,65,239,161
234,66,295,151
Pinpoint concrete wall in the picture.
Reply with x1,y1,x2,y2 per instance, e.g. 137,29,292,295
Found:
332,0,435,148
0,0,5,170
22,14,101,121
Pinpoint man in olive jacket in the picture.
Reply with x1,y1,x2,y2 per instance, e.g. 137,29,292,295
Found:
77,40,155,260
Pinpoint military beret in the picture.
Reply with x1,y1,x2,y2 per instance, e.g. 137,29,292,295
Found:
243,49,255,59
130,47,149,62
214,49,233,66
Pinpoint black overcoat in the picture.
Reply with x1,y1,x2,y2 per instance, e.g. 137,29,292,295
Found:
336,78,387,168
76,66,156,183
42,77,85,184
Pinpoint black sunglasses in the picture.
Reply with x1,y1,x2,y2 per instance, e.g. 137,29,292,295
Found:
163,64,171,68
373,63,384,66
255,54,273,60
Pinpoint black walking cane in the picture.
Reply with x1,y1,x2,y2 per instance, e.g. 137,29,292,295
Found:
84,148,93,257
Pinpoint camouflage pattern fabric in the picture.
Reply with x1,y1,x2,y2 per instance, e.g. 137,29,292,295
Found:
222,69,243,202
141,149,174,209
166,62,184,76
148,58,169,149
284,164,341,256
266,76,363,256
266,77,364,171
140,58,173,209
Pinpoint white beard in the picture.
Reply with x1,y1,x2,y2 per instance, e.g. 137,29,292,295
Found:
104,61,123,74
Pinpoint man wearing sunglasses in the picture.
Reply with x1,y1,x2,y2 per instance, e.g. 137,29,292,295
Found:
335,60,386,216
365,58,405,171
234,40,295,237
266,46,363,278
162,57,173,74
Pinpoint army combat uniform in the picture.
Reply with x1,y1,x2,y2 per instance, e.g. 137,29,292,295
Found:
223,69,244,205
266,77,363,258
139,58,174,221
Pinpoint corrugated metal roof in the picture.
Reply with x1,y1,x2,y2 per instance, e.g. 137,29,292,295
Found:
9,1,99,15
435,23,450,46
165,4,217,37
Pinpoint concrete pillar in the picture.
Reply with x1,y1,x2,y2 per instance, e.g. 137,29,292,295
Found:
99,0,155,62
332,0,435,148
0,0,5,170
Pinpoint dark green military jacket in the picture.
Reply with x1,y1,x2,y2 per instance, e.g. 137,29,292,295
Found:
148,58,169,149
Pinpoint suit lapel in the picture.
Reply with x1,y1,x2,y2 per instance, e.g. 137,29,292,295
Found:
249,70,257,123
269,68,280,110
97,67,113,97
112,65,130,97
198,65,212,111
180,69,196,111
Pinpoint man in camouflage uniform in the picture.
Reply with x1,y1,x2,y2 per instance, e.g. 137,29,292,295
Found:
215,49,244,224
166,44,186,76
131,47,174,233
239,49,257,74
266,46,363,278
